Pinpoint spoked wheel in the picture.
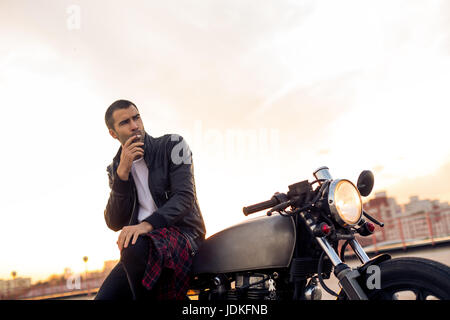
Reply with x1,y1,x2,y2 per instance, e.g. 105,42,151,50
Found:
339,257,450,300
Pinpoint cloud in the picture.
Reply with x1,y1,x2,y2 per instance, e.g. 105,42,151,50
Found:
373,165,384,173
380,161,450,203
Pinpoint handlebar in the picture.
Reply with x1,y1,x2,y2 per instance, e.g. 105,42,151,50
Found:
363,210,384,227
243,198,278,216
242,192,288,216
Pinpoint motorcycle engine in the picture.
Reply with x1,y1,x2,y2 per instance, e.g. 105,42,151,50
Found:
208,272,280,300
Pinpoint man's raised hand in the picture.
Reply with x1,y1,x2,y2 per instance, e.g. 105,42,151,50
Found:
116,134,144,181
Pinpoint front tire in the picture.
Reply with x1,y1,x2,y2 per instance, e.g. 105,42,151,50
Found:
340,257,450,300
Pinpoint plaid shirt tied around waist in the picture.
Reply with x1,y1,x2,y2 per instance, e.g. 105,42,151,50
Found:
142,226,193,300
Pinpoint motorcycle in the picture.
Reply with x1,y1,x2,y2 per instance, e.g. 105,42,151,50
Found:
188,166,450,300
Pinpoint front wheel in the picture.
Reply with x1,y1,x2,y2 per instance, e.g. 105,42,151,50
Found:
339,257,450,300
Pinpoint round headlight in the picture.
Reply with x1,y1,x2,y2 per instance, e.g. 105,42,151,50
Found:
328,179,362,227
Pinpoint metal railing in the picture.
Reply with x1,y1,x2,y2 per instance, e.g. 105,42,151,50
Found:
356,209,450,253
2,277,105,300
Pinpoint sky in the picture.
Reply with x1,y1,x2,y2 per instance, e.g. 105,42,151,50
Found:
1,0,449,282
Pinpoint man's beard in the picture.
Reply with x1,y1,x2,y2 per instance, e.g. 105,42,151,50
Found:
130,130,145,144
119,130,145,146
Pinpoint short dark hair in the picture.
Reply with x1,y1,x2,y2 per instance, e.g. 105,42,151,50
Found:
105,99,138,130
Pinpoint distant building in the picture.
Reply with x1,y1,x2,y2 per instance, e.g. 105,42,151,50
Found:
364,191,402,220
3,259,121,300
0,277,32,297
103,260,118,275
357,191,450,248
404,196,433,215
402,195,450,239
404,196,449,215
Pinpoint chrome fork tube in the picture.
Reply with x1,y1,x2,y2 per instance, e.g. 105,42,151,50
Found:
300,211,343,266
315,237,342,266
315,238,371,266
349,239,370,263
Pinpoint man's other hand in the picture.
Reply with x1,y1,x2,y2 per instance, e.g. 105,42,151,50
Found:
117,221,153,251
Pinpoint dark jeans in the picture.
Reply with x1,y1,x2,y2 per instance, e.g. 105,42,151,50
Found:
95,236,156,300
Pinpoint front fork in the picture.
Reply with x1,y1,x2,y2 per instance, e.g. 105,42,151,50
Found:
300,212,389,300
316,237,370,300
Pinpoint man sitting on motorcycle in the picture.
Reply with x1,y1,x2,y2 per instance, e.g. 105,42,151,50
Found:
95,99,206,300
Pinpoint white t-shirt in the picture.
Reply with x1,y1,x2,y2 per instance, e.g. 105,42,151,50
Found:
130,157,158,223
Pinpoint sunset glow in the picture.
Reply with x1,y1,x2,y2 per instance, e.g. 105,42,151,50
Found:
1,0,449,283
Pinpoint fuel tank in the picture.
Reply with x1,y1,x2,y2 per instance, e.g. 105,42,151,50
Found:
191,213,296,274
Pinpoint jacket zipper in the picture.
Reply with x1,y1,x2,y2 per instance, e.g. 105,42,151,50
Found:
129,184,137,225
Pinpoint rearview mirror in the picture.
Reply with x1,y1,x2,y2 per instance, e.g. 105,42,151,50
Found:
357,170,374,197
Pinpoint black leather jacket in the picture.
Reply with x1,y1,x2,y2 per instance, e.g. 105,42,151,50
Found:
104,132,206,254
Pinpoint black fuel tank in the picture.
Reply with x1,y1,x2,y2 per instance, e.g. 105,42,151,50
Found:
191,213,296,274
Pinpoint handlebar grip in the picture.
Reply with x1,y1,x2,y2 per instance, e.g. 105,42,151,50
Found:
243,197,279,216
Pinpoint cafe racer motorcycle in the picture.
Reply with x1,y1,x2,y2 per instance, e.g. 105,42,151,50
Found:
188,167,450,300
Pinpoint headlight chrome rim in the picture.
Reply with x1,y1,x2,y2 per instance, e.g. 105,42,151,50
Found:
328,179,362,227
